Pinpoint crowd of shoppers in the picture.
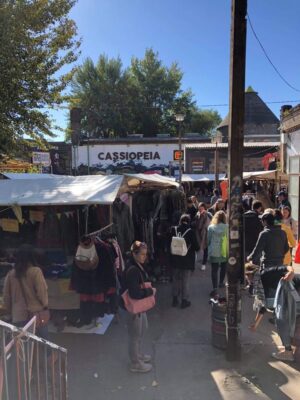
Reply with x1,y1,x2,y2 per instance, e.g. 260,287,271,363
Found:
3,187,299,373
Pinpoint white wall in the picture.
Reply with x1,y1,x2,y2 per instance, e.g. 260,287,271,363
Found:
74,143,180,172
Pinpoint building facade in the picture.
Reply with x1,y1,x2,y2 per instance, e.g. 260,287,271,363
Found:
281,104,300,237
185,142,280,174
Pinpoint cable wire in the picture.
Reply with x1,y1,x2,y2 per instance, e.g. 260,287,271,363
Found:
247,13,300,92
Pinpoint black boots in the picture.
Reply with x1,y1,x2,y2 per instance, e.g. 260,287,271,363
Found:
172,297,191,308
181,299,191,309
172,296,178,307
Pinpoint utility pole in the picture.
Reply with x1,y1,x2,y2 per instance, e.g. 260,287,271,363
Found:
214,141,219,189
175,114,185,185
226,0,247,361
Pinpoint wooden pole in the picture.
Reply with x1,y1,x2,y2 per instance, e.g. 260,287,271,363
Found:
214,142,219,189
226,0,247,361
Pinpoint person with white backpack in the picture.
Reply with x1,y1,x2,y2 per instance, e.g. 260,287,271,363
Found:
170,214,199,308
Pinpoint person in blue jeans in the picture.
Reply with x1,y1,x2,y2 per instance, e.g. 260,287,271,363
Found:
207,211,228,290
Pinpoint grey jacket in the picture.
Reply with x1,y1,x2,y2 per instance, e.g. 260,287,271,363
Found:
274,280,299,338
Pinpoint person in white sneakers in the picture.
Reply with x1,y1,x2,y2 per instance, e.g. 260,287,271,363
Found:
124,241,154,373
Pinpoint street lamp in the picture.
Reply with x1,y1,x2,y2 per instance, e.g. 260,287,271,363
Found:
175,114,185,185
211,132,222,189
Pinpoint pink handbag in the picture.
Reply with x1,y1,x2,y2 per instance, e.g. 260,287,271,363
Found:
122,282,156,314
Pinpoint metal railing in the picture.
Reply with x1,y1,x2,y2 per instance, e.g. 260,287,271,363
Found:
0,318,67,400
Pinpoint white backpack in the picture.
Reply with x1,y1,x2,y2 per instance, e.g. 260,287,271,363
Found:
171,227,191,256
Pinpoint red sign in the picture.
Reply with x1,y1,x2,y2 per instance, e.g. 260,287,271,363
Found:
173,150,184,161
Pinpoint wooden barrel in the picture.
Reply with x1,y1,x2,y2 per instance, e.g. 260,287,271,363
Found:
211,303,227,350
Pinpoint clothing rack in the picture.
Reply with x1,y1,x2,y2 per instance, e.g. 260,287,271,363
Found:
86,223,114,238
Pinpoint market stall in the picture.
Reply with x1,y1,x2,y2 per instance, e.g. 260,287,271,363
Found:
118,173,184,281
0,175,124,331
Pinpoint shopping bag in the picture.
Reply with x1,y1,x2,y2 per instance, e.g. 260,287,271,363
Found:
295,241,300,264
221,233,228,258
122,282,156,314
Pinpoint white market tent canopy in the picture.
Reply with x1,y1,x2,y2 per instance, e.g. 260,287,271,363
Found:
0,175,123,206
243,170,287,181
124,173,179,188
0,173,63,180
181,174,226,182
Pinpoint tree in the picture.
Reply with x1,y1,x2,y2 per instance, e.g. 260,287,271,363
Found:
70,49,222,139
129,49,194,136
0,0,80,155
71,55,134,138
70,49,196,138
189,109,222,135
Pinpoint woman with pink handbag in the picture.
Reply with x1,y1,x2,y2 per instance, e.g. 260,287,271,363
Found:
123,241,156,373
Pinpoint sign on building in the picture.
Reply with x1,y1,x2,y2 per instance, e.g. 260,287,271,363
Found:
173,150,184,161
32,152,51,166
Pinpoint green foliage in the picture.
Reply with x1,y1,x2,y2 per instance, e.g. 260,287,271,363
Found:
189,109,222,135
129,49,194,136
246,86,255,93
0,0,80,156
70,49,222,139
71,55,134,137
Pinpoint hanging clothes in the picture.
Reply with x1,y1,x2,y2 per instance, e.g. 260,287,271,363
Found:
112,199,134,253
60,212,78,255
36,210,62,248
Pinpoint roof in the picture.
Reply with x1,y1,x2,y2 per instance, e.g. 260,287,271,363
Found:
0,173,65,180
185,142,280,149
0,175,123,206
217,91,279,132
81,136,211,146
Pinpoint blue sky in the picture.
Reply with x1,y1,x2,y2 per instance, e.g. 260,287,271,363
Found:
50,0,300,140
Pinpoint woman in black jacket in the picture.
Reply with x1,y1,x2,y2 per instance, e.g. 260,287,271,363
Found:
124,241,154,373
171,214,199,308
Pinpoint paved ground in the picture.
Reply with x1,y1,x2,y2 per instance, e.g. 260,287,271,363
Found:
51,266,300,400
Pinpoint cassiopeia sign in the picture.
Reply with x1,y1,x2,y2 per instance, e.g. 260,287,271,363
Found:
98,151,161,162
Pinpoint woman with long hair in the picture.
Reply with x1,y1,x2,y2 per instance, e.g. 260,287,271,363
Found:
281,206,297,238
3,244,49,339
124,241,154,373
208,198,225,217
195,202,211,271
207,210,228,290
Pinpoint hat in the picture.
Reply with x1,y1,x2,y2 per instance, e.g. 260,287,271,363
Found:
277,190,287,197
259,210,275,224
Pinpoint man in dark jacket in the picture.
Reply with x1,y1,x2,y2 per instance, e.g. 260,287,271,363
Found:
243,200,263,259
185,197,198,221
247,211,289,269
170,214,199,309
277,191,292,210
247,211,296,361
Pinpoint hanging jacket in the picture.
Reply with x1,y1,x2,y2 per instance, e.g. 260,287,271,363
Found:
112,200,134,253
274,280,298,338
